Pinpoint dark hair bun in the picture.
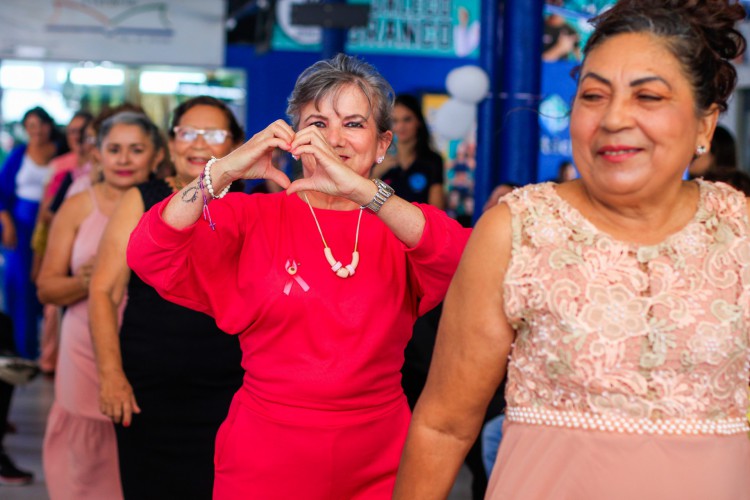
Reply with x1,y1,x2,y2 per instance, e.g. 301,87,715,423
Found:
585,0,746,112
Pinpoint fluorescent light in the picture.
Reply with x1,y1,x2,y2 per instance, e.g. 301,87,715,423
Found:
139,71,207,94
177,83,246,100
1,89,72,124
0,65,45,90
70,66,124,86
56,68,68,84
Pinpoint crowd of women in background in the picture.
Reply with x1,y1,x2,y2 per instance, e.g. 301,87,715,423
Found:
0,97,246,498
4,1,750,497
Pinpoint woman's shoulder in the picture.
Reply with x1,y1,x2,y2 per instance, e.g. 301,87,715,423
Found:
55,188,94,226
420,150,444,167
697,178,749,221
498,182,556,208
1,144,26,169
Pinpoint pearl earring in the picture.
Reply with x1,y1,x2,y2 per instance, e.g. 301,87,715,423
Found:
696,145,707,155
376,156,384,164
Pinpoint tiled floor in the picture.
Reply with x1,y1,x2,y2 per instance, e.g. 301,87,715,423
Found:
3,376,52,500
1,376,474,499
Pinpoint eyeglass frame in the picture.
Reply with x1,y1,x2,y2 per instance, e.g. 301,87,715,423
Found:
172,126,231,145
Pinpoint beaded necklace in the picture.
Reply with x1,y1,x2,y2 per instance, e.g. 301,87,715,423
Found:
304,193,363,278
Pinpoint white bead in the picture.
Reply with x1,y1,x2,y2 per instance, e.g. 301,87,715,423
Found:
203,157,231,199
505,406,749,436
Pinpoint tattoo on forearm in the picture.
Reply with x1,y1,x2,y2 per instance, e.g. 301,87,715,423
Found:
181,185,200,203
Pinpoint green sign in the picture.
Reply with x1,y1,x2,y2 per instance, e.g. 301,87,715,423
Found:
272,0,481,59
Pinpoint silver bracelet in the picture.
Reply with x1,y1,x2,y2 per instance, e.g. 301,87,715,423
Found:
203,157,231,199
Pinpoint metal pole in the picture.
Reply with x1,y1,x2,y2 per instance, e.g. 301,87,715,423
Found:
498,0,544,187
473,0,502,221
321,0,346,58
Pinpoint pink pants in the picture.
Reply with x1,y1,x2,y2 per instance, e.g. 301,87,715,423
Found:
213,393,410,500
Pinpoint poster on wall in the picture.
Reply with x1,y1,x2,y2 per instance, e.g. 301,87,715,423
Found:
273,0,481,59
422,93,476,225
0,0,225,66
538,0,615,182
542,0,612,62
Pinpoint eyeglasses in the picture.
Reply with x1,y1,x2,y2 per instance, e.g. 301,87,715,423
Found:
173,126,230,145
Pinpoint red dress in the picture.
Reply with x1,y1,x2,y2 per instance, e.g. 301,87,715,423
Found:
127,191,470,499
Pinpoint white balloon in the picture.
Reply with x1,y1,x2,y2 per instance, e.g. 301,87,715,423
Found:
446,65,490,104
432,99,476,140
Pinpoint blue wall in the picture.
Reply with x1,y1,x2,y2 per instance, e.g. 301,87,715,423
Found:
225,44,470,137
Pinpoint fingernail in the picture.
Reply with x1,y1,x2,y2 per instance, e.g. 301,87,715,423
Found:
291,154,299,161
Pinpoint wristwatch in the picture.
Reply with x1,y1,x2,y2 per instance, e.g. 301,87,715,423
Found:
362,179,395,214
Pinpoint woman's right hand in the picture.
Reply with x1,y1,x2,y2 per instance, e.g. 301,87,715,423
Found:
1,218,17,249
99,369,141,427
75,257,96,291
213,119,294,189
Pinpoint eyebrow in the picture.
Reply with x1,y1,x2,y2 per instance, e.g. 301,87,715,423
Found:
581,72,672,90
342,114,368,122
303,113,368,122
303,114,327,123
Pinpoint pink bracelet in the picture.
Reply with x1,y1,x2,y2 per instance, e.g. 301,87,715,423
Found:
198,173,217,231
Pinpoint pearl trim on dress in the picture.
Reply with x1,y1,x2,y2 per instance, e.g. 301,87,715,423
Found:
505,407,750,436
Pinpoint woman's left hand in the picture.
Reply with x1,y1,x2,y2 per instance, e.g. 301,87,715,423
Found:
286,125,371,203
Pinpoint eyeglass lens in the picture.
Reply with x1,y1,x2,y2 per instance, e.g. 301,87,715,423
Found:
175,127,229,145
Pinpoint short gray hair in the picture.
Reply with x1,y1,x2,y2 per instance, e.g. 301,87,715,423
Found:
286,53,394,137
98,111,164,151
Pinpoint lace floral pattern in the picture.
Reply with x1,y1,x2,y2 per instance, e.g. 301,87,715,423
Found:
502,180,750,422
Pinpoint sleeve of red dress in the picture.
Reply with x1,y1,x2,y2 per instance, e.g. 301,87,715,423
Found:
126,193,250,333
403,204,471,316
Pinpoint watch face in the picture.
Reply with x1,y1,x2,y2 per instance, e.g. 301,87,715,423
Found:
376,179,395,195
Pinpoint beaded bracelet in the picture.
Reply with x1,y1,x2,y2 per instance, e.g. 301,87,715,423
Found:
203,157,231,199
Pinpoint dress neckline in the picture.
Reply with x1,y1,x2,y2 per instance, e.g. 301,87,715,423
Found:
545,179,706,250
290,192,363,215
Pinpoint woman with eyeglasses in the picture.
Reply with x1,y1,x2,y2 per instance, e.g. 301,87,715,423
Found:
89,97,244,499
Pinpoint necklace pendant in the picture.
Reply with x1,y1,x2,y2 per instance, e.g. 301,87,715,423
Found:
324,248,359,278
305,193,363,280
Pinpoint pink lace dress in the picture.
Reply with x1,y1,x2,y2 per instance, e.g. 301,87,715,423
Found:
486,180,750,500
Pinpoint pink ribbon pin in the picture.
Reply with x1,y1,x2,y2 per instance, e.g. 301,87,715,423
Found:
283,259,310,295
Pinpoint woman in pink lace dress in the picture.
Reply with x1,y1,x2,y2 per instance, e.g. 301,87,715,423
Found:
394,1,750,499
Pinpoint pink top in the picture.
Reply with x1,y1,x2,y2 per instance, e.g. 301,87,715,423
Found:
44,152,77,202
56,188,119,419
502,179,750,426
485,179,750,500
127,192,470,413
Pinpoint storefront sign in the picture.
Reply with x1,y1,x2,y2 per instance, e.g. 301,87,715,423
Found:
273,0,481,59
0,0,225,66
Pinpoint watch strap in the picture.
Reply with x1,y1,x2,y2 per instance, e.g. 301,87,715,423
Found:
362,179,395,214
